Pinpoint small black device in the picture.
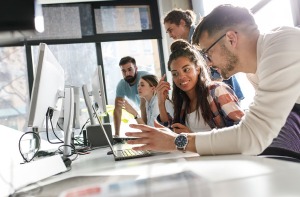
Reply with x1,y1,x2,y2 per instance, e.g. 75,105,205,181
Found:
86,124,113,148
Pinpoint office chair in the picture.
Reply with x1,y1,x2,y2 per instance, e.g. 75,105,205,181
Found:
258,146,300,163
259,105,300,163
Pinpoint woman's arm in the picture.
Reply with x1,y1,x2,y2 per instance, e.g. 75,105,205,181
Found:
216,84,245,122
121,99,145,124
156,75,172,122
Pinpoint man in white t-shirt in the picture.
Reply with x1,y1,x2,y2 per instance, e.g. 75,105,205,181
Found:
125,4,300,156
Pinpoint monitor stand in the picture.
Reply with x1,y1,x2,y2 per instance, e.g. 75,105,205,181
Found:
63,87,74,157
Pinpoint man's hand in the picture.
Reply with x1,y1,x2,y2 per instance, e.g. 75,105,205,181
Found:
125,120,177,152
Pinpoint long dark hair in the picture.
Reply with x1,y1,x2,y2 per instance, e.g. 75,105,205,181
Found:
168,39,213,125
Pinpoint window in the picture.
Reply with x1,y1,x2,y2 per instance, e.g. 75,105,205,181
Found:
0,47,29,131
0,0,164,134
101,39,161,105
94,5,152,33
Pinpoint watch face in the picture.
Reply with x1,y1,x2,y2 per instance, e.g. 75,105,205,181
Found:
175,135,188,148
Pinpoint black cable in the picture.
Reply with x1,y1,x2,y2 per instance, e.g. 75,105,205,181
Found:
79,117,90,136
45,109,63,144
18,132,41,163
57,120,64,131
50,117,64,143
57,144,79,161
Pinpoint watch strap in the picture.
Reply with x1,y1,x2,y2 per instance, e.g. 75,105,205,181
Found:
177,146,186,153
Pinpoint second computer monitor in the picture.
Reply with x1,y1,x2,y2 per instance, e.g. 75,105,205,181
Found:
91,65,107,116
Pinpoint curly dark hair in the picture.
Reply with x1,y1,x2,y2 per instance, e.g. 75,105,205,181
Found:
168,39,213,125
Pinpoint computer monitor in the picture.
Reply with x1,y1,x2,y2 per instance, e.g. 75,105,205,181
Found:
91,65,107,116
82,65,107,126
27,43,74,157
27,43,65,131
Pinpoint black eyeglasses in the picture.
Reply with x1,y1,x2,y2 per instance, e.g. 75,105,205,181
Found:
199,34,226,62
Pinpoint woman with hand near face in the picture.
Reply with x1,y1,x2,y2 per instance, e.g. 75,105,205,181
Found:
156,39,244,134
118,75,173,127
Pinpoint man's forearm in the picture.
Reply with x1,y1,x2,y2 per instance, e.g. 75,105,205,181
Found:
113,108,122,136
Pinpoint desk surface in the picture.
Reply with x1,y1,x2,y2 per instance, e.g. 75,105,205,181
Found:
15,148,300,197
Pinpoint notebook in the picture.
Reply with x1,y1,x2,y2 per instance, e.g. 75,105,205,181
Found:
92,106,152,161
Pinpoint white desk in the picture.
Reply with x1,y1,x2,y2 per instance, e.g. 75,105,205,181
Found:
14,147,300,197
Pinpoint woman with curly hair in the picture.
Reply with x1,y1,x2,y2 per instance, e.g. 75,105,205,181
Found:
156,39,244,133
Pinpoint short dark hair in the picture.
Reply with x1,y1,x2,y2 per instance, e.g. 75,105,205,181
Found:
163,9,196,27
119,56,136,66
192,4,257,45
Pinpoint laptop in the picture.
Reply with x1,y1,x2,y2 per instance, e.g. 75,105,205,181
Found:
92,106,152,161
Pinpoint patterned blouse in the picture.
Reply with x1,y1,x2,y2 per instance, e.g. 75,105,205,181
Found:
157,82,245,130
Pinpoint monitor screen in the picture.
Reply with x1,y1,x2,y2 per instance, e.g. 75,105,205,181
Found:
27,43,65,131
91,65,107,115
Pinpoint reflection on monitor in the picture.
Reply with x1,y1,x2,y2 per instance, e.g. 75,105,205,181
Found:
91,65,107,115
27,43,64,131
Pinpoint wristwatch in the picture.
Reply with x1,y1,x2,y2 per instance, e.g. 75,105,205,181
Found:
174,133,188,153
134,114,141,119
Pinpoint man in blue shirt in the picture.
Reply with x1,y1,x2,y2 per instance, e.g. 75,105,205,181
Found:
114,56,149,136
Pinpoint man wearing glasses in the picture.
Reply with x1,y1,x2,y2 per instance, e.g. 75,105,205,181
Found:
163,8,245,103
125,4,300,157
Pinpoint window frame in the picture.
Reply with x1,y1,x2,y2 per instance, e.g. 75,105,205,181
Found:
1,0,165,98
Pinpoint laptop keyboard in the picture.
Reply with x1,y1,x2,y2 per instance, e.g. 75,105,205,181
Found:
114,149,152,160
122,149,145,156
